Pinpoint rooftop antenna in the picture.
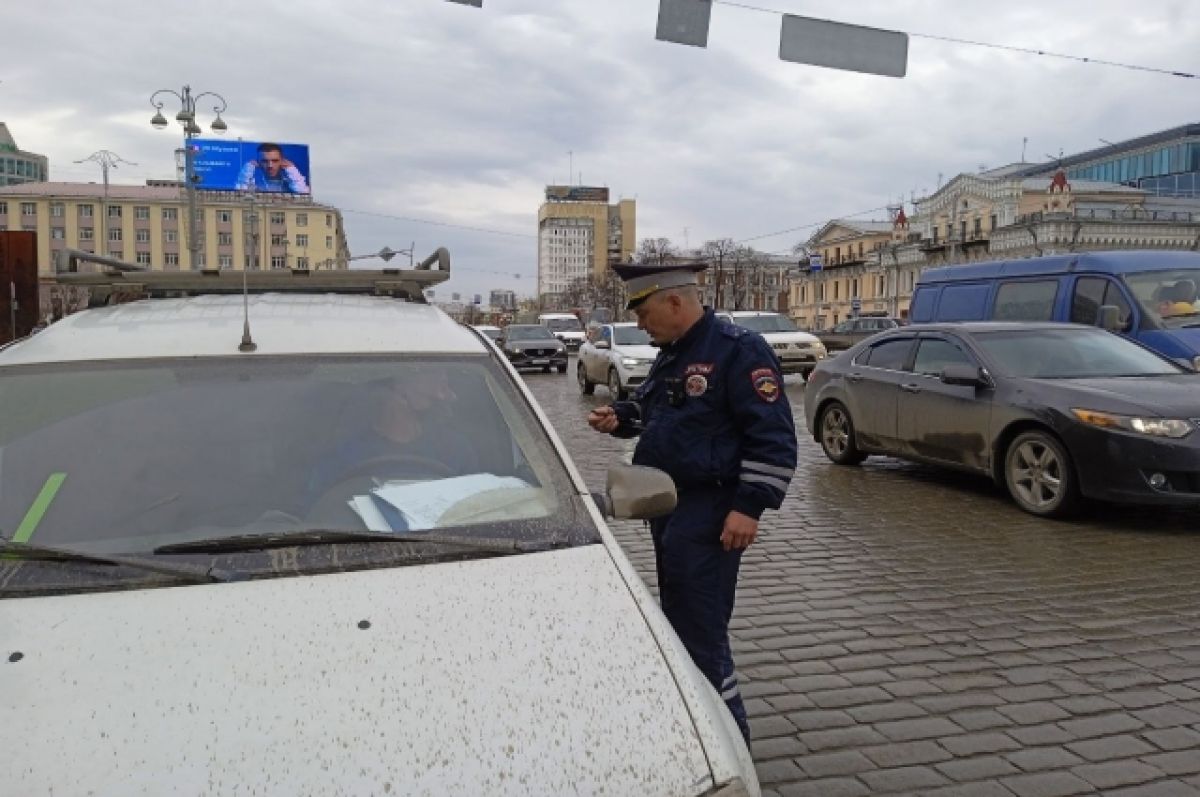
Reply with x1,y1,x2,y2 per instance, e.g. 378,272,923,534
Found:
1021,137,1028,162
237,262,256,352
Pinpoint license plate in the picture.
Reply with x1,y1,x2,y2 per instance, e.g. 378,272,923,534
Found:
532,359,549,365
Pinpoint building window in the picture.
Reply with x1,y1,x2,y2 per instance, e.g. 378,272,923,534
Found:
136,229,151,243
78,228,94,241
21,202,37,216
325,213,332,227
270,211,285,225
326,236,333,248
990,214,998,230
271,234,286,246
51,227,65,240
296,256,309,269
219,255,233,269
271,255,286,269
136,252,152,266
218,232,234,246
216,210,232,223
960,220,967,239
135,206,150,220
295,234,308,247
164,253,180,267
0,202,6,215
973,218,982,236
296,213,308,227
107,249,123,260
162,207,178,221
50,202,64,218
108,228,122,242
164,230,178,243
108,205,122,219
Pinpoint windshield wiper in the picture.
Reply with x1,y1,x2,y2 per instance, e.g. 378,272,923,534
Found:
0,540,239,583
154,529,550,556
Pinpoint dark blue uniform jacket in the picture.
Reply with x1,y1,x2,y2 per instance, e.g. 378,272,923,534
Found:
612,309,798,519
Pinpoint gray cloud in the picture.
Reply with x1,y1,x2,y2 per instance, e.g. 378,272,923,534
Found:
3,0,1198,296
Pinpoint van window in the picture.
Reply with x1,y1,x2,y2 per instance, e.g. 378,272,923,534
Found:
992,280,1059,321
938,283,990,321
1071,277,1132,328
910,287,936,322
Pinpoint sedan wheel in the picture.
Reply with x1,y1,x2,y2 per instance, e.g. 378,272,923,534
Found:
577,362,595,395
818,401,866,466
1004,430,1080,518
607,368,627,400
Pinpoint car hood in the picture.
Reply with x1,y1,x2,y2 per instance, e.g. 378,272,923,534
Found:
759,330,821,345
1031,374,1200,416
1,546,715,796
613,344,659,360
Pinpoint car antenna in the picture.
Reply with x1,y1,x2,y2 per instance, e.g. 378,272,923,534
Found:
237,266,257,353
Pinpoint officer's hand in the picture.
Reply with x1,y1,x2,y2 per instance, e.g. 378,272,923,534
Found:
588,406,619,433
721,510,758,551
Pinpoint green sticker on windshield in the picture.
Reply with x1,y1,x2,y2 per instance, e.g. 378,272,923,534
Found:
11,472,67,544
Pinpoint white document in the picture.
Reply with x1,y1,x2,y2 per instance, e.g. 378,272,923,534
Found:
348,473,530,532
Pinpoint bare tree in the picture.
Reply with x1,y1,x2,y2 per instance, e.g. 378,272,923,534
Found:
702,238,737,309
636,237,679,265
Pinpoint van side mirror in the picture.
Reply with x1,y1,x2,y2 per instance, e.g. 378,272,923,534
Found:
1097,305,1123,333
591,464,677,520
941,363,988,388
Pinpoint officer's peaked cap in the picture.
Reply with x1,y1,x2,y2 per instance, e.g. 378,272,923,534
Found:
613,262,707,310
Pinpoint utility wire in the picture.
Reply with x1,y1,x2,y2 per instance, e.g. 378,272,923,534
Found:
712,0,1198,80
734,204,894,244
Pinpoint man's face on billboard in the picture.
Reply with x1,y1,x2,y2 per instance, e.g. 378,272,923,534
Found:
260,149,283,176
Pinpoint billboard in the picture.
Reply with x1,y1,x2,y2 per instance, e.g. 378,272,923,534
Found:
545,185,609,203
191,139,312,195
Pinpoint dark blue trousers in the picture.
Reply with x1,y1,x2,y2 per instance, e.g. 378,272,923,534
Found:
650,486,749,742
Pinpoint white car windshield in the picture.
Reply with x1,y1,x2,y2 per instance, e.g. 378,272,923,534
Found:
613,326,652,345
0,355,593,560
733,314,799,333
545,318,582,332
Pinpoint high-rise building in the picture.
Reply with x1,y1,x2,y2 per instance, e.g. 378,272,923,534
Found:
0,123,49,187
537,186,635,300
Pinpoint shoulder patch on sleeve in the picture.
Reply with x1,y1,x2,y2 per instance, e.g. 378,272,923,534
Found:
750,367,781,403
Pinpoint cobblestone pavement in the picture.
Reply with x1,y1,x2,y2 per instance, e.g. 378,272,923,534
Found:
525,367,1200,797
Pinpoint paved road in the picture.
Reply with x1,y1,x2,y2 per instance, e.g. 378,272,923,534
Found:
525,367,1200,797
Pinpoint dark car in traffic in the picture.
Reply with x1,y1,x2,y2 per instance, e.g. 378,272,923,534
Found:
804,322,1200,517
816,316,900,351
496,324,568,373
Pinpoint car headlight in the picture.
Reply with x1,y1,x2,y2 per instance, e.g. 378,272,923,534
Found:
621,357,640,366
1192,355,1200,371
1071,409,1194,438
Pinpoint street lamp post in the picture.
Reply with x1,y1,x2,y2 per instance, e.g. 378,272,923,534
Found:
150,85,229,271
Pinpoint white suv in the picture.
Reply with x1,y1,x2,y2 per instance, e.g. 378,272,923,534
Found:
577,321,657,399
720,310,827,379
0,265,759,797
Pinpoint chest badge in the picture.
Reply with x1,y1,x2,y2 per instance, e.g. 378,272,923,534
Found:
685,374,709,397
751,368,781,403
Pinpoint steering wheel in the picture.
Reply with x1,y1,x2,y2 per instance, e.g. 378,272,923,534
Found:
331,453,454,483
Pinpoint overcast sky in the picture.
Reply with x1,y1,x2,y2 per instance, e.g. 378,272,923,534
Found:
3,0,1197,299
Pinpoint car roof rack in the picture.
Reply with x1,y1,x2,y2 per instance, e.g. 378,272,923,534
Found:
49,248,451,308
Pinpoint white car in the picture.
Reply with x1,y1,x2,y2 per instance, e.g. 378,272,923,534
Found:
470,323,501,342
577,321,658,399
719,310,827,378
538,312,586,351
0,267,759,797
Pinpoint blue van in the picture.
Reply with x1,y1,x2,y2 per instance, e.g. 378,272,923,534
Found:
910,250,1200,369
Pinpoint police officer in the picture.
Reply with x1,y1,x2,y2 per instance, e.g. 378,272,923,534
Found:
588,262,797,743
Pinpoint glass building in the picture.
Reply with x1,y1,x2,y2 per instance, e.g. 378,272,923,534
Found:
0,123,49,187
1016,123,1200,198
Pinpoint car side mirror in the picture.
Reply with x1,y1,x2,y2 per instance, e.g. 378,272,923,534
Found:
595,339,610,349
941,363,988,388
1097,304,1123,333
591,464,677,520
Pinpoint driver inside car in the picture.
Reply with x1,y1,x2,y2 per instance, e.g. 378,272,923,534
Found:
307,368,479,499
